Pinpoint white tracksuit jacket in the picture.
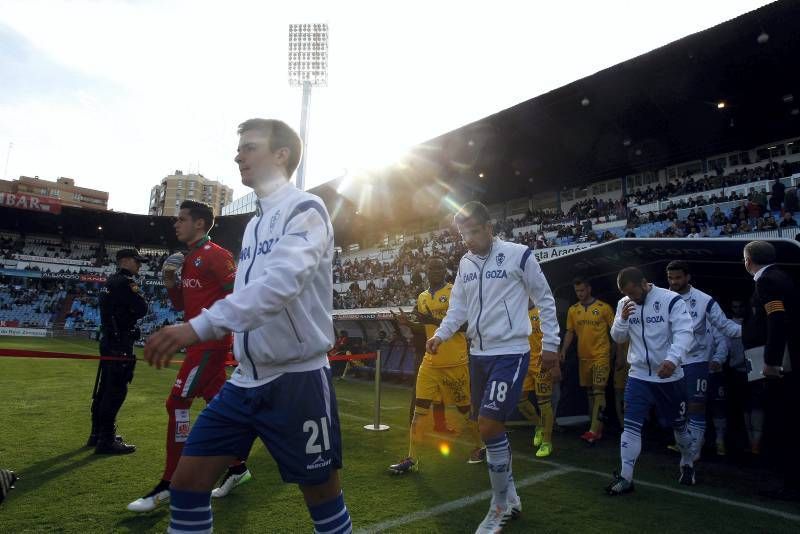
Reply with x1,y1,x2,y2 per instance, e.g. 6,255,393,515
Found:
678,285,741,365
435,237,560,356
190,182,335,386
610,284,694,383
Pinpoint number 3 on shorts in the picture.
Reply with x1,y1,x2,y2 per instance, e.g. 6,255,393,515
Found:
489,381,508,403
304,417,331,454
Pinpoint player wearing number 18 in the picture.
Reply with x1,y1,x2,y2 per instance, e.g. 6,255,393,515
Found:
144,119,350,534
428,201,560,533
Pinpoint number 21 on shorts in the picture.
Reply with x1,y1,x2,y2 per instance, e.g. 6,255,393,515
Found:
304,417,331,454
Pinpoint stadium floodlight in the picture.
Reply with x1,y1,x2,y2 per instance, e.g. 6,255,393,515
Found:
288,23,329,191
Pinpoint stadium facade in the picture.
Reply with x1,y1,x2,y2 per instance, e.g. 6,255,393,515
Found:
0,175,108,211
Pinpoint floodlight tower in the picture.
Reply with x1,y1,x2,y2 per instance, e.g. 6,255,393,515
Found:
288,23,328,191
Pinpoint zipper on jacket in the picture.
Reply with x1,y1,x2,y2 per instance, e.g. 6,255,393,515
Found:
285,309,302,343
468,243,493,352
641,305,651,376
503,299,512,330
242,215,264,379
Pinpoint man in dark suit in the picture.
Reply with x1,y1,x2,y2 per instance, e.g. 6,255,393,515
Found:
742,240,800,500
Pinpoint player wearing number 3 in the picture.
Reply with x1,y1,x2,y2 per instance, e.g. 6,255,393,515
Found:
606,267,695,496
427,201,560,534
144,119,350,534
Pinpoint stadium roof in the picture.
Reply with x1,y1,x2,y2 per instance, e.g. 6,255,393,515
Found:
0,205,251,256
312,0,800,241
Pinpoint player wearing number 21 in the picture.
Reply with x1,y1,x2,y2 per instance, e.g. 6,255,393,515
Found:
144,119,350,534
427,201,560,534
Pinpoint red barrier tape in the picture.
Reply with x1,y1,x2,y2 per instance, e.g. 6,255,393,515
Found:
0,348,183,364
0,347,361,366
328,352,377,362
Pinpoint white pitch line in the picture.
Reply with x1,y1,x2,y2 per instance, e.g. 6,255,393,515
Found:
338,411,800,523
353,468,572,534
524,457,800,523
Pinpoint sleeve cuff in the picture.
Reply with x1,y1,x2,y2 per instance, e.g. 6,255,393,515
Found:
613,319,629,330
542,342,559,353
189,312,221,342
665,354,681,367
433,328,449,343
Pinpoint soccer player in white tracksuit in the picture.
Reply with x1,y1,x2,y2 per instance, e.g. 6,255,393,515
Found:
144,119,350,534
606,267,695,495
427,201,560,534
665,261,741,465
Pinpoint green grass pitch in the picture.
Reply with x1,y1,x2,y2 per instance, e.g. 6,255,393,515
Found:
0,336,798,533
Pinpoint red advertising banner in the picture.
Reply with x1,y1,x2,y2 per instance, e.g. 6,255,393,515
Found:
0,320,20,327
80,274,107,283
0,192,62,214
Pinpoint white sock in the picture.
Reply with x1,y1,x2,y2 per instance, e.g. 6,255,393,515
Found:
674,423,694,468
750,410,764,448
687,418,705,461
485,434,511,507
620,424,642,482
506,442,519,504
712,417,726,445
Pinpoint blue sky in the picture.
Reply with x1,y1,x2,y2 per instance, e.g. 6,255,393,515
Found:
0,0,770,214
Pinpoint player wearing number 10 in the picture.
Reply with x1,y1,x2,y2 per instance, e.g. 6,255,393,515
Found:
427,201,560,534
144,119,350,534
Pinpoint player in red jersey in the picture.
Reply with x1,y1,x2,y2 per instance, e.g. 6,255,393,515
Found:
127,201,252,512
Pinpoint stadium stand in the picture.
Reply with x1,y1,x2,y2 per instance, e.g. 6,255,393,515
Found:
330,162,800,310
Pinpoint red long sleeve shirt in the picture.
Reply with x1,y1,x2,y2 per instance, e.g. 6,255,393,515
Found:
167,236,235,350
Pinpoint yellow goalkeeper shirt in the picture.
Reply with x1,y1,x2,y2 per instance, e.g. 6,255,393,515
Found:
566,299,614,360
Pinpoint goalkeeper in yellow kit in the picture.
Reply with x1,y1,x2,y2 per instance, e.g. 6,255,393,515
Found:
560,277,614,444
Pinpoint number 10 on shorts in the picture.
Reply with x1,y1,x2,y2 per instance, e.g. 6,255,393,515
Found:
304,417,331,454
489,381,508,402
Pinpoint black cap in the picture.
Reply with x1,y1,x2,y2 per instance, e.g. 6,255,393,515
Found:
116,248,146,262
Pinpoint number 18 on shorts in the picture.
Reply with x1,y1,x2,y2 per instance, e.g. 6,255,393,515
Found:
470,353,530,421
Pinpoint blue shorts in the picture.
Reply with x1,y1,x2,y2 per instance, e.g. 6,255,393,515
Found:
682,361,710,405
624,376,687,429
470,353,530,422
183,367,342,485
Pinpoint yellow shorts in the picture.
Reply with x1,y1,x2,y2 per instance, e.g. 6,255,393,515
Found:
522,353,553,397
614,362,629,390
416,364,471,407
579,358,610,388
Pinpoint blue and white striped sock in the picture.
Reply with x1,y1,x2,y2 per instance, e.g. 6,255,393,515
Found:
309,491,351,534
168,489,212,534
506,439,519,504
485,433,511,507
687,416,706,461
620,419,643,482
676,420,695,467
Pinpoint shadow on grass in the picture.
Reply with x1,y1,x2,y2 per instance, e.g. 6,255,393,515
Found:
114,509,169,532
12,446,103,499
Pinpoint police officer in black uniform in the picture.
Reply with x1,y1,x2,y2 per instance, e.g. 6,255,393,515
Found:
87,248,148,454
742,240,800,500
